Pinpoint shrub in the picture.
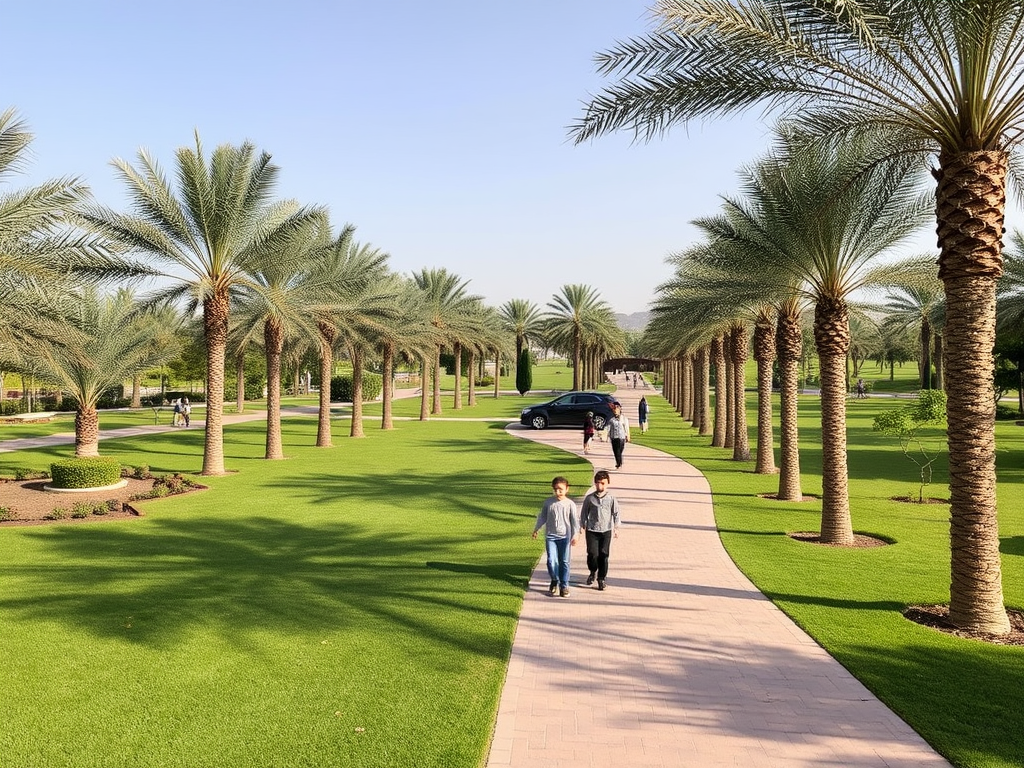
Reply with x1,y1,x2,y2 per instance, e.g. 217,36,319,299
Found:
0,400,26,416
45,507,69,520
50,457,122,489
330,373,383,402
104,499,122,513
71,502,92,519
995,404,1022,420
13,468,47,481
133,465,150,480
478,375,494,387
516,348,533,395
0,506,17,522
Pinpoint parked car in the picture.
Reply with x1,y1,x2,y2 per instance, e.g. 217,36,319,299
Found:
520,392,617,430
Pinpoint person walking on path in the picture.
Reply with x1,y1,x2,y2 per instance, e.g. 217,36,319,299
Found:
182,397,192,427
607,402,630,469
638,396,649,433
583,411,596,454
531,476,579,598
580,469,620,591
172,397,182,427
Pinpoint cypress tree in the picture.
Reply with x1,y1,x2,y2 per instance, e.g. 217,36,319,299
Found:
516,348,533,395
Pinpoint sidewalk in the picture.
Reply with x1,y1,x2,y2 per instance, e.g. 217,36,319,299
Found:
486,375,950,768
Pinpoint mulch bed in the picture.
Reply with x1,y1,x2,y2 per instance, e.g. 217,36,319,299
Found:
787,530,890,548
890,496,949,504
904,604,1024,646
0,477,205,526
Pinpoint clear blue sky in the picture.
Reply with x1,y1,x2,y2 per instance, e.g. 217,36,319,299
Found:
7,1,930,316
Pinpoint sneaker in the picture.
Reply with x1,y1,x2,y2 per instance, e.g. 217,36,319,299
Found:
586,572,596,586
548,580,558,595
598,580,606,591
559,587,570,598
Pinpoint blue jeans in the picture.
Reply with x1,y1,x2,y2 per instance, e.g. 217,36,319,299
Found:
545,536,572,588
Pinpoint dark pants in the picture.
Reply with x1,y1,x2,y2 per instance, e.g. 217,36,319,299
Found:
586,530,613,579
611,437,625,468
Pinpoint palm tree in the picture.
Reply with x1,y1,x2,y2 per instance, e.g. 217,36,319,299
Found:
17,288,177,456
543,285,612,391
570,0,1023,634
692,134,930,545
83,134,322,475
499,298,542,381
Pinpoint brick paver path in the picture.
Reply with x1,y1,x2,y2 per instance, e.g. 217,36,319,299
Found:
487,376,950,768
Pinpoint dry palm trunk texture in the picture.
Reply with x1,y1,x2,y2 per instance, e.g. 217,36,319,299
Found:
731,325,751,462
698,346,712,436
493,350,500,399
202,290,229,475
236,353,245,414
420,353,430,420
814,298,853,545
350,345,365,438
467,350,476,407
264,320,285,460
753,315,777,474
381,343,395,429
724,332,736,450
933,332,944,391
317,323,336,447
776,311,803,501
75,406,100,458
681,355,692,421
711,336,727,448
432,348,443,415
453,343,463,410
936,149,1010,634
920,317,932,389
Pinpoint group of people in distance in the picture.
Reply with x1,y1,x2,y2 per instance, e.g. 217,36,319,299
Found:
531,395,652,598
171,397,192,427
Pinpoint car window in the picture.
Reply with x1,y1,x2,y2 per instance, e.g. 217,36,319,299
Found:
552,395,574,406
575,394,600,405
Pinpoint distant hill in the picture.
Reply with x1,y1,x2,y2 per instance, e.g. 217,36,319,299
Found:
616,312,650,331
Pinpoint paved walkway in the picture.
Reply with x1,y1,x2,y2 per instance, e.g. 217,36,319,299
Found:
487,374,951,768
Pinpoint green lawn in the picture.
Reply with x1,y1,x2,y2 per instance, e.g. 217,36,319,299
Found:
632,392,1024,768
0,417,593,768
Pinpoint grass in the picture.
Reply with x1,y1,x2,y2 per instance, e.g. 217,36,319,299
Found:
0,417,593,768
632,391,1024,768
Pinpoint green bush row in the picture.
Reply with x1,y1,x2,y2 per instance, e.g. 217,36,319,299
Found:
49,457,122,489
330,373,383,403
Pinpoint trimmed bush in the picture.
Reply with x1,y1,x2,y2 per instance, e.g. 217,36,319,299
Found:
0,507,17,522
330,373,383,402
50,457,122,489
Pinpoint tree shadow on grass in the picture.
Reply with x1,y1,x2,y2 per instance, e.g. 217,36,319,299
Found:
3,516,530,661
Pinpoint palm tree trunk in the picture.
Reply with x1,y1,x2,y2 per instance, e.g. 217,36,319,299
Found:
75,405,100,458
494,350,501,398
920,317,932,390
350,345,365,438
936,149,1009,634
572,331,582,391
453,342,463,410
201,290,229,475
420,353,430,421
724,333,736,449
712,335,727,448
381,343,395,430
680,356,692,421
131,376,142,409
777,309,803,501
698,348,711,436
264,320,285,460
432,347,442,414
467,349,477,406
814,299,853,545
753,316,777,474
235,354,245,415
731,325,751,462
933,332,944,391
317,324,335,447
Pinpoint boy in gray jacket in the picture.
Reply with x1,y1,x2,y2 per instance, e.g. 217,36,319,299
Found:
580,470,621,591
532,476,579,598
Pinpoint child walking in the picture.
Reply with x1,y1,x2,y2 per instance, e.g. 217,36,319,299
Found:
580,470,621,591
583,411,596,454
531,476,579,598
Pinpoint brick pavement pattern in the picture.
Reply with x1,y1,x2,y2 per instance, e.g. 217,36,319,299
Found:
486,376,950,768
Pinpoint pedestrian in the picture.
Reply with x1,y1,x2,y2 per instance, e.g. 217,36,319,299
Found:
531,476,579,598
632,372,638,388
583,411,596,454
182,397,191,427
580,470,620,591
638,396,649,433
607,402,630,469
856,378,866,398
172,397,182,427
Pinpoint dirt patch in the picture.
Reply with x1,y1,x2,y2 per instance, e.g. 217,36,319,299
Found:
0,476,205,526
891,495,949,504
760,493,820,502
788,530,890,548
904,604,1024,646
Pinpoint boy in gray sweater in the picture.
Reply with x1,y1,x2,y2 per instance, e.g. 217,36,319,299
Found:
532,476,579,598
580,470,621,591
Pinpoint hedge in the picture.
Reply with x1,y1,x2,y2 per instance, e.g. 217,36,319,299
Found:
50,457,123,489
330,373,383,402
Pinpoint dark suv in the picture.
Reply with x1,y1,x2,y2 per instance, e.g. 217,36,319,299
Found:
519,392,617,430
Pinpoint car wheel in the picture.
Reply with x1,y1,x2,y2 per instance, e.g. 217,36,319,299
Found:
530,414,548,430
592,415,607,430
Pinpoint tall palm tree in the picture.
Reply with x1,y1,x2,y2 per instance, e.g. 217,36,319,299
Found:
692,134,930,545
83,134,322,475
499,298,543,383
543,285,612,391
570,0,1024,634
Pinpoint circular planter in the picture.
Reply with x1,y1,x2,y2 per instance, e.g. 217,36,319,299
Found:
43,479,129,493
